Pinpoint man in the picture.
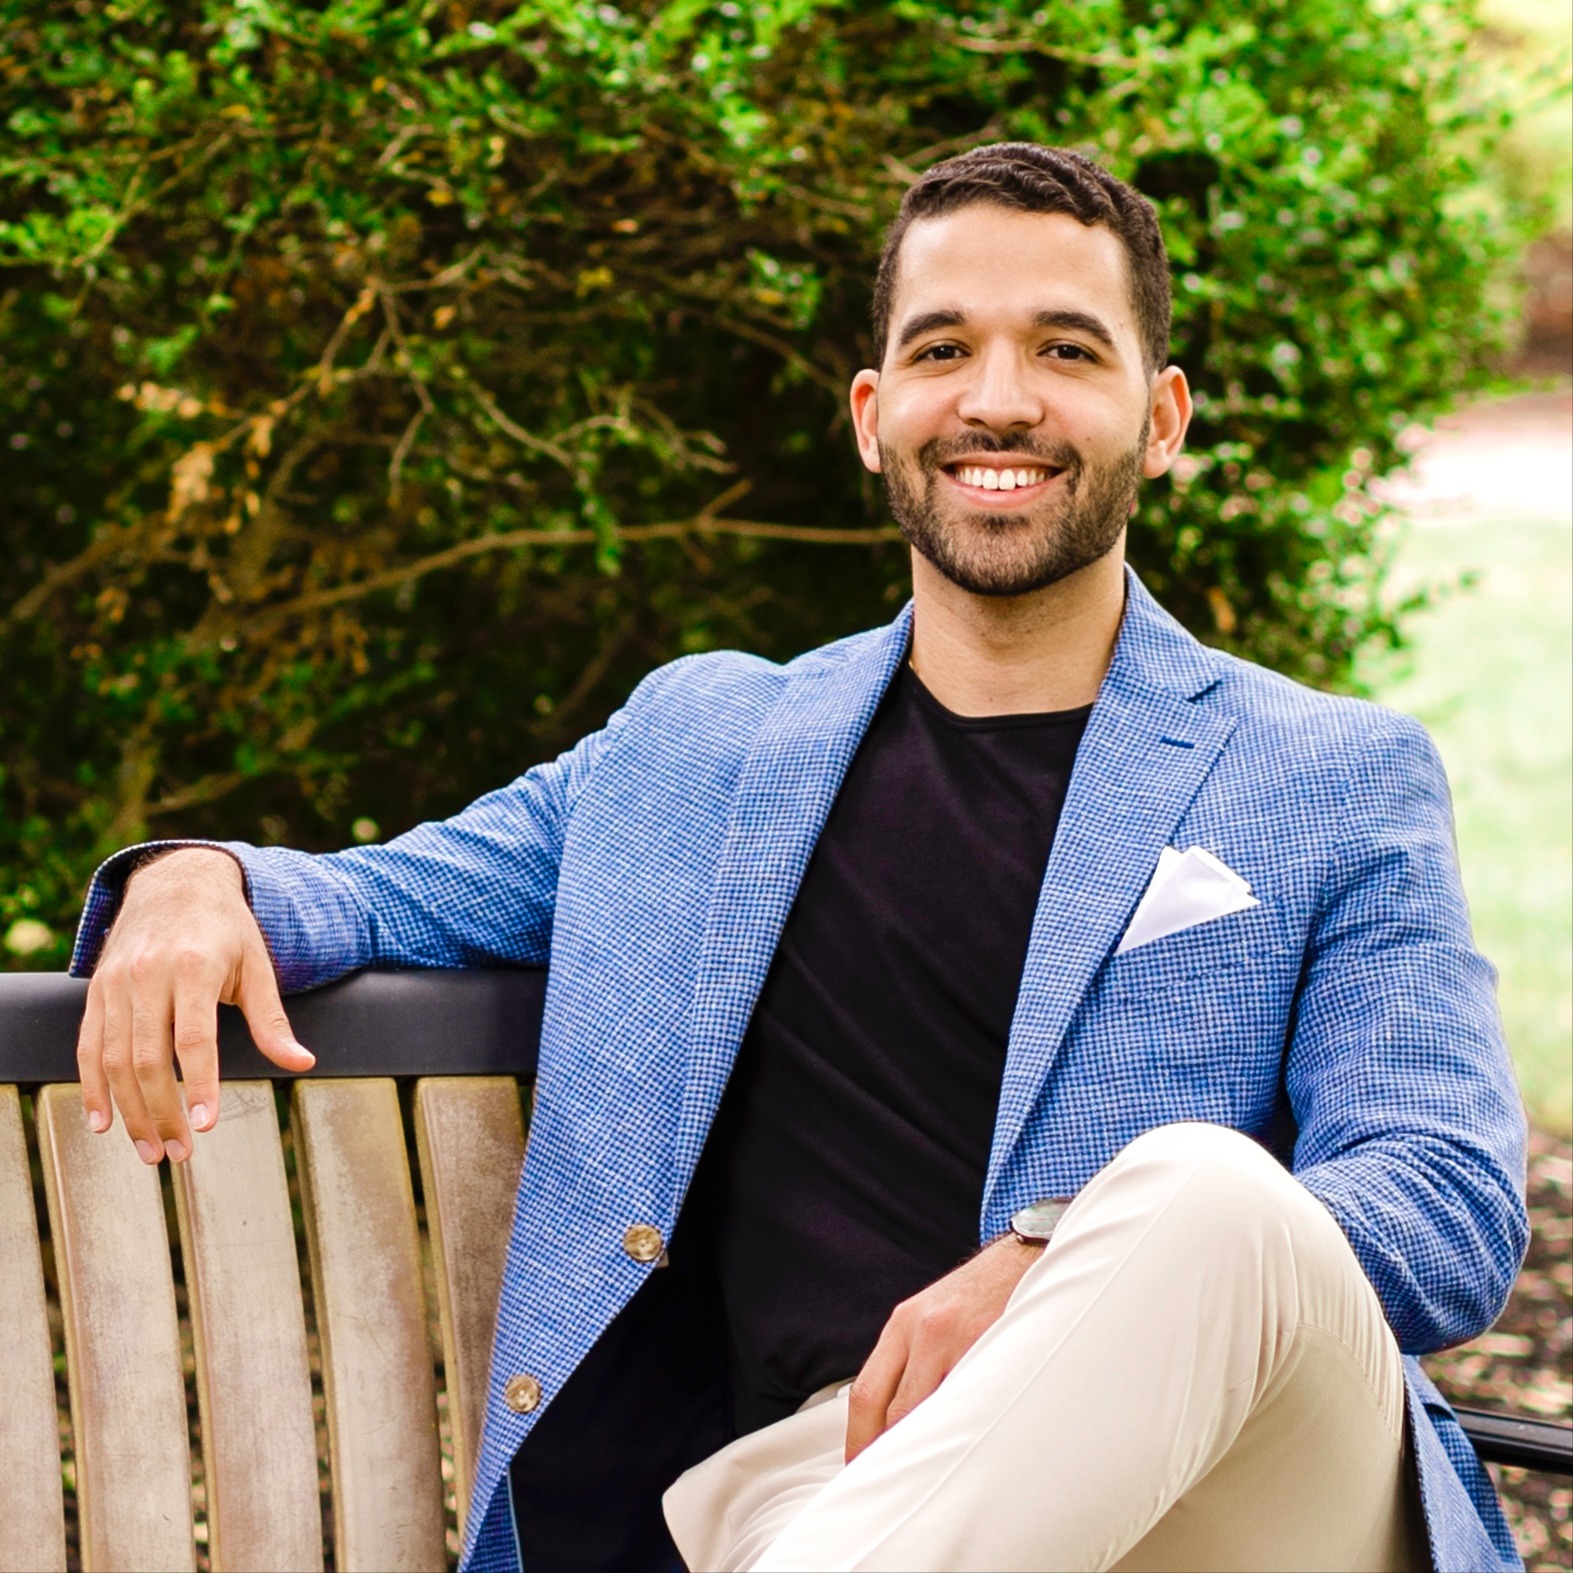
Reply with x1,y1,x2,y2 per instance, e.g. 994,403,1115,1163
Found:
71,145,1526,1572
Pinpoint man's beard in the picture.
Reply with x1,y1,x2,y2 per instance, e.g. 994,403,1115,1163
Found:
879,421,1148,598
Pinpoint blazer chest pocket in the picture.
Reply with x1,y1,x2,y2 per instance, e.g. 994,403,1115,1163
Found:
1098,900,1292,1001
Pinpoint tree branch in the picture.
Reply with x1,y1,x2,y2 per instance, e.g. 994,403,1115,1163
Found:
147,770,249,818
241,510,902,632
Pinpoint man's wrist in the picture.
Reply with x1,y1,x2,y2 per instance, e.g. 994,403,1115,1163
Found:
999,1232,1045,1257
126,845,245,894
977,1229,1045,1266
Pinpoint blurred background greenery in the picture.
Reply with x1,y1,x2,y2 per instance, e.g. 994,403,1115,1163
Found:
0,0,1567,1137
1358,0,1572,1142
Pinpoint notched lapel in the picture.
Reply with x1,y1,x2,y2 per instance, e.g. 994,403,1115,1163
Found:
983,575,1239,1213
672,612,912,1191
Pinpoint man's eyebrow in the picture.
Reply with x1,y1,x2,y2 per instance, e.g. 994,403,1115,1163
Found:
894,308,966,351
1033,308,1117,351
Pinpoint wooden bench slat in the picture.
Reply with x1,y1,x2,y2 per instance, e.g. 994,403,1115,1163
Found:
0,1086,66,1573
172,1083,322,1573
293,1079,446,1572
35,1084,195,1573
413,1077,527,1541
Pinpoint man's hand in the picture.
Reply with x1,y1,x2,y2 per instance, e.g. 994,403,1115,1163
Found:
77,848,314,1164
844,1234,1043,1463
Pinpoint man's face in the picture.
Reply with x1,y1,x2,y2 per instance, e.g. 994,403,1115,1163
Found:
851,204,1182,599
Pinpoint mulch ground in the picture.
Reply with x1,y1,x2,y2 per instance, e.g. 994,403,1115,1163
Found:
1424,1128,1573,1571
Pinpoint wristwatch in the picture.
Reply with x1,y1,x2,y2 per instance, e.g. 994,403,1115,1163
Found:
1008,1197,1072,1246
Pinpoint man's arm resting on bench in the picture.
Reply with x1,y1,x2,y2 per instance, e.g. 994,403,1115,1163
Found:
67,700,633,1163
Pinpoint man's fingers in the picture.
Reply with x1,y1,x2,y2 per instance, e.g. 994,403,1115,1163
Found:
100,985,161,1162
883,1333,952,1433
75,983,113,1134
172,964,223,1137
845,1330,907,1464
235,951,313,1072
130,981,189,1162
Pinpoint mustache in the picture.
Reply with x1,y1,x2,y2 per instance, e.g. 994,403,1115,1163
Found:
915,432,1083,474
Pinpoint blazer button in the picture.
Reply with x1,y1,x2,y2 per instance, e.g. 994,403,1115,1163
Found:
623,1222,665,1263
503,1374,542,1414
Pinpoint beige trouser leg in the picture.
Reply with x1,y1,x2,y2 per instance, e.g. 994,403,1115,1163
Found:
664,1122,1428,1573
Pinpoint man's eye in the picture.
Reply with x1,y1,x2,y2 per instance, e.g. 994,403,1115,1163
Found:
1044,342,1094,362
914,343,965,362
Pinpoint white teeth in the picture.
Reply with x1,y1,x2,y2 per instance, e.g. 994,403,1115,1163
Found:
957,465,1048,489
955,465,1050,489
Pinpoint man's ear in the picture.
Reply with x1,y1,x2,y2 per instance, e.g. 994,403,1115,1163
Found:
850,369,882,473
1142,365,1193,480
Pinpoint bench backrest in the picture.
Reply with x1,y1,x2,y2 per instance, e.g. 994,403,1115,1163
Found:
0,970,545,1573
4,967,1566,1572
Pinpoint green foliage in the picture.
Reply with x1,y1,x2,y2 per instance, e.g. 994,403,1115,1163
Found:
0,0,1532,967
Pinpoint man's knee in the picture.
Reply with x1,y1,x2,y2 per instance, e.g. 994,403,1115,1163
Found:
1089,1121,1336,1262
1113,1118,1291,1187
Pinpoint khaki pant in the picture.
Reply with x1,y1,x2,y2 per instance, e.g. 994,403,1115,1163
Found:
664,1122,1428,1572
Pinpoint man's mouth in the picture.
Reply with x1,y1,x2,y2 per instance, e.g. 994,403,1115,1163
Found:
940,461,1065,498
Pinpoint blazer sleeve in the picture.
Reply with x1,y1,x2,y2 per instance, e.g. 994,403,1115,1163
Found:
70,705,629,992
1287,711,1529,1354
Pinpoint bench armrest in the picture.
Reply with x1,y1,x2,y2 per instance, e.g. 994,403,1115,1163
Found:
1456,1408,1573,1475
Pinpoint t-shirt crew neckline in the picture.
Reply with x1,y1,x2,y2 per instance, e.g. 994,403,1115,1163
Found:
902,662,1095,732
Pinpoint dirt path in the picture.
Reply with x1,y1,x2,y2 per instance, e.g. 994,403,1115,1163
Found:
1377,389,1572,525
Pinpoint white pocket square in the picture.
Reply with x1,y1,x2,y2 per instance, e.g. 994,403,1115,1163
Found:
1116,846,1259,955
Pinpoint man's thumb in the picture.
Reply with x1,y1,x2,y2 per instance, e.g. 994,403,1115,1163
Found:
237,964,314,1070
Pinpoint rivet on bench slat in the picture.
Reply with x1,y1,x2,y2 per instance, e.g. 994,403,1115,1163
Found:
172,1082,322,1572
0,1085,67,1572
36,1084,195,1573
293,1078,446,1573
413,1077,527,1541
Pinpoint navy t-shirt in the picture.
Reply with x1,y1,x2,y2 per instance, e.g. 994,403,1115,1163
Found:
685,662,1092,1433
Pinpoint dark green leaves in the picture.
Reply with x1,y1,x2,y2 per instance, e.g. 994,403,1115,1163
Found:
0,0,1530,967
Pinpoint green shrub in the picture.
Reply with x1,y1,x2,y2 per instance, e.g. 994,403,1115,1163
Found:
0,0,1529,966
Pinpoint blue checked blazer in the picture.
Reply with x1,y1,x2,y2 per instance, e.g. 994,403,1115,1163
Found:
74,569,1529,1573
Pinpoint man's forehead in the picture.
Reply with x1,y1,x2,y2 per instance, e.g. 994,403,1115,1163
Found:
890,205,1135,338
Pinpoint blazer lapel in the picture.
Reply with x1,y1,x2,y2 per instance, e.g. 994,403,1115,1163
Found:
672,610,912,1190
983,572,1239,1215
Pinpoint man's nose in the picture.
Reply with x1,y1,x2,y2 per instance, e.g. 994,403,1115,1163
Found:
954,347,1045,431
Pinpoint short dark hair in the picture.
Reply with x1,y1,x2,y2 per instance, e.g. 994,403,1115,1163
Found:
871,143,1172,374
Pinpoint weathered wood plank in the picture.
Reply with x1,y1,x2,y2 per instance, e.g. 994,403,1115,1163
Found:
413,1077,526,1540
171,1083,322,1573
0,1086,66,1573
293,1079,445,1572
35,1084,194,1573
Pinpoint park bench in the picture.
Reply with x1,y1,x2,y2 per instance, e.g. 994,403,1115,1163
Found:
2,968,1569,1572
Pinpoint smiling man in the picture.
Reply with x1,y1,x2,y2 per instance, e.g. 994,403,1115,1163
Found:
70,145,1526,1573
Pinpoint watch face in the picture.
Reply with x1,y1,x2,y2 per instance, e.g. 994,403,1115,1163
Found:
1011,1198,1071,1241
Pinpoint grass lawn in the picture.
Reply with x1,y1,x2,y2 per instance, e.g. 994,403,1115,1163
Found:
1363,515,1573,1133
